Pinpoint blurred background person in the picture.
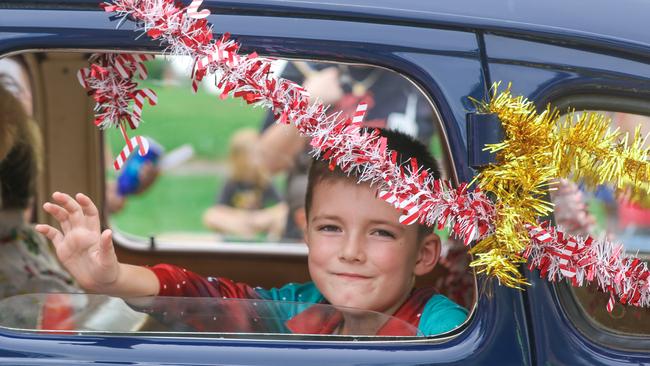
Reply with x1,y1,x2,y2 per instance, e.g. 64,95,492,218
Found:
611,112,650,239
282,174,307,241
203,128,287,240
0,66,78,299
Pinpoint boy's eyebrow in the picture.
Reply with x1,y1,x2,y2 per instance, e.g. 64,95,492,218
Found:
310,214,341,221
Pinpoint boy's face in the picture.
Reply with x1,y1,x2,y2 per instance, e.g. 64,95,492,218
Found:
305,179,440,314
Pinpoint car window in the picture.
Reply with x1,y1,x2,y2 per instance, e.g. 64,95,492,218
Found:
0,293,423,338
552,110,650,337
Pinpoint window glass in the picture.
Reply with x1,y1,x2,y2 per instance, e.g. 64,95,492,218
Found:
553,110,650,336
0,293,422,337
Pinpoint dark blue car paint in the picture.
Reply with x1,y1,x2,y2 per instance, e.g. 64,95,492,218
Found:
0,1,648,364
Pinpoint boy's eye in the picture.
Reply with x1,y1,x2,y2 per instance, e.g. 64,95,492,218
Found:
371,229,396,238
318,225,341,233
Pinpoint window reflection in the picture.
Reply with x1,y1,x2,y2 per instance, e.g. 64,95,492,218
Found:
0,293,423,337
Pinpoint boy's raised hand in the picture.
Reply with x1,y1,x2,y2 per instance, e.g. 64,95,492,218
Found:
36,192,120,293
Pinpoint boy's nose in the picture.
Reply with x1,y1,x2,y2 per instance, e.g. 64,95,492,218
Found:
338,233,366,263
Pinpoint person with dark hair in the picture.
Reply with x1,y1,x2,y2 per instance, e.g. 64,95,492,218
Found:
0,81,78,299
38,128,466,336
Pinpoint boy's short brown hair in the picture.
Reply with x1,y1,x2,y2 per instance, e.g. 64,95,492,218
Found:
305,129,441,238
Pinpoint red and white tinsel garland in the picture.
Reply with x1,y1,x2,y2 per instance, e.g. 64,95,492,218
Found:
526,223,649,311
77,53,157,169
80,0,649,311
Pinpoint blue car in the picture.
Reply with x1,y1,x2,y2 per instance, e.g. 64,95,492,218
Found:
0,0,649,364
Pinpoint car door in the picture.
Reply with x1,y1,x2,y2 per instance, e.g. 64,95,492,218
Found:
0,1,532,364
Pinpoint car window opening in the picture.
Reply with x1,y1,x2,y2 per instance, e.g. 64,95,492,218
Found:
0,52,475,339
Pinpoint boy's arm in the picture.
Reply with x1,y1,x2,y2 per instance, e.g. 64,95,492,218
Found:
105,263,160,297
151,263,259,298
150,264,322,304
36,192,159,297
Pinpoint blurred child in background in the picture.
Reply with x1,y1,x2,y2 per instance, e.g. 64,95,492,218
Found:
203,128,287,240
0,72,78,300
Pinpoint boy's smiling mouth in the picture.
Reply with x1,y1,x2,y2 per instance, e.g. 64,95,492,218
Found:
334,272,372,280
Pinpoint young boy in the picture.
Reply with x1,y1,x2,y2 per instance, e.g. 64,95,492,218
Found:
36,129,467,336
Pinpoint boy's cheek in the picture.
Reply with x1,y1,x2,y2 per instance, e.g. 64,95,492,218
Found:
305,232,336,253
307,244,335,265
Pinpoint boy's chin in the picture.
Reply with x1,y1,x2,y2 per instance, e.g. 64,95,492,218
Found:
325,289,404,316
332,301,374,314
328,296,379,314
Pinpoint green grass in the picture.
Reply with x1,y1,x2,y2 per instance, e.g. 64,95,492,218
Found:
111,174,223,236
105,80,265,159
104,73,271,237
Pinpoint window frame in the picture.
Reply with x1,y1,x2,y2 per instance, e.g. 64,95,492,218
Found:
0,39,477,342
0,48,477,344
555,281,650,352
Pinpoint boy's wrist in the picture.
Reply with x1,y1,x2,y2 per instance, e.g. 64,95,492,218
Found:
87,263,159,297
81,262,125,295
117,264,160,297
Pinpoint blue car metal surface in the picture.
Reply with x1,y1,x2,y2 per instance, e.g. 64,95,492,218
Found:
0,0,649,364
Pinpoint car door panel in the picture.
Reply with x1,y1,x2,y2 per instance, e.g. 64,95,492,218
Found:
485,33,650,365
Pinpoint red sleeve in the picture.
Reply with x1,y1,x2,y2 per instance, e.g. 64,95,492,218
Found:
149,263,260,299
142,264,268,333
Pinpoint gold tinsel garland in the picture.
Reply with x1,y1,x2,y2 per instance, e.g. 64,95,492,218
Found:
470,83,650,287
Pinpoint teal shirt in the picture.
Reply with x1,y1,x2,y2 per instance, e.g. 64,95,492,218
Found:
255,281,467,336
419,294,469,335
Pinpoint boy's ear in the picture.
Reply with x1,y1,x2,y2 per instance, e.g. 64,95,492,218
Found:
413,232,441,276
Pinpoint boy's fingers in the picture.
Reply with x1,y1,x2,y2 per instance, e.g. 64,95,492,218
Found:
76,193,100,231
76,193,99,217
35,224,64,248
52,192,84,224
42,202,71,233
